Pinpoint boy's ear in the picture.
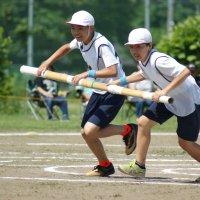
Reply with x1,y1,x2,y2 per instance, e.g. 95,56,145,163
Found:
148,43,153,49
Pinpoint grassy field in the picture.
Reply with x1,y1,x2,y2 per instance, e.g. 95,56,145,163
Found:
0,99,177,133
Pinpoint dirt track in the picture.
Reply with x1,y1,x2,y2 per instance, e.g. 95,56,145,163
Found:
0,132,199,200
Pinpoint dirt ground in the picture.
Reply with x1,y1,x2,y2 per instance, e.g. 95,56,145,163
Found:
0,132,199,200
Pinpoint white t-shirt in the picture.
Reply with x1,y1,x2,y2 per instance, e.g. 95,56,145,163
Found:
70,32,125,94
134,80,153,92
138,49,200,116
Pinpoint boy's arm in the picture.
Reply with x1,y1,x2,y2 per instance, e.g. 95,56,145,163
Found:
126,71,146,83
108,71,145,86
94,65,117,78
72,65,117,85
153,68,191,102
37,44,71,75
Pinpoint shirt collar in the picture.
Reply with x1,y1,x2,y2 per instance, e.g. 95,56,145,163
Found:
141,49,157,67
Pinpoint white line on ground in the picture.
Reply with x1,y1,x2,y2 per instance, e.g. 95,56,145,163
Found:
1,163,199,168
0,132,80,136
162,168,200,176
0,176,199,187
0,151,188,157
44,165,200,177
0,132,199,187
0,155,196,163
26,142,181,149
0,132,177,136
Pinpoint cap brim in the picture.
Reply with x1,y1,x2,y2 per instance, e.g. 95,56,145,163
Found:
124,42,130,45
124,42,140,46
65,21,86,26
124,42,149,46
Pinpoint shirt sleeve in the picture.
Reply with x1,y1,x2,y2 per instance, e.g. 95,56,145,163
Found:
155,56,185,78
139,69,148,79
69,39,79,50
98,45,118,68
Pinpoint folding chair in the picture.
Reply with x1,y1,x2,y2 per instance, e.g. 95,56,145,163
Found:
26,80,60,120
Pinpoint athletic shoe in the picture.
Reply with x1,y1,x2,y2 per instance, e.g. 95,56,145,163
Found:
86,163,115,177
118,160,146,177
123,123,138,155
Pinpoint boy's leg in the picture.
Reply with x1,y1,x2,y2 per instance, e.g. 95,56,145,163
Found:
82,121,138,176
118,116,156,177
81,123,115,176
178,138,200,162
83,123,137,155
135,116,157,164
118,102,173,177
177,104,200,162
81,93,133,176
82,123,108,162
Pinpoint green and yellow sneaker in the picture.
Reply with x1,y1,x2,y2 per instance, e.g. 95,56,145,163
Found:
118,160,146,177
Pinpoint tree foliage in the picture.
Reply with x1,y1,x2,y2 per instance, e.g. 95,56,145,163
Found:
0,0,199,74
0,0,136,72
0,0,199,113
0,26,18,113
156,15,200,71
0,27,12,95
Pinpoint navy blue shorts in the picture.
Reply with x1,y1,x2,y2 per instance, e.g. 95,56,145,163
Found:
81,92,125,128
143,102,200,141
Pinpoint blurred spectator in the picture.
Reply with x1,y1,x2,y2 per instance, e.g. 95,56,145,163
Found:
187,63,200,87
127,63,154,118
76,83,93,116
75,74,93,105
34,66,69,120
76,85,93,104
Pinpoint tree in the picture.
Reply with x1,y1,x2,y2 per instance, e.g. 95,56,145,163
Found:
0,26,17,113
0,27,12,96
0,0,199,74
0,0,136,72
156,15,200,71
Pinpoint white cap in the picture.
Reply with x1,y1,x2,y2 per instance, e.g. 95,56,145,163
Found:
125,28,152,45
66,10,95,26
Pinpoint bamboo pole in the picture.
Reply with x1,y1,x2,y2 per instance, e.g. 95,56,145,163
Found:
20,65,173,104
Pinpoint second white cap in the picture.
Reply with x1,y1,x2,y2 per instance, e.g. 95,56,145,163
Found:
125,28,152,45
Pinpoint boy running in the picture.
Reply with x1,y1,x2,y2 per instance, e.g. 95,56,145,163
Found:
37,10,137,176
111,28,200,179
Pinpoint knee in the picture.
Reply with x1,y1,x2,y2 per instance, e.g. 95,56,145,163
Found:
81,128,90,141
137,116,156,132
137,116,148,129
81,126,95,140
80,128,86,138
137,117,145,127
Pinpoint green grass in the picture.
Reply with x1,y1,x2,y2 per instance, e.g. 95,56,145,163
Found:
0,99,177,133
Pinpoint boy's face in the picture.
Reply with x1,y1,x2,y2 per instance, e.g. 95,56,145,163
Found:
71,25,93,44
128,43,152,62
